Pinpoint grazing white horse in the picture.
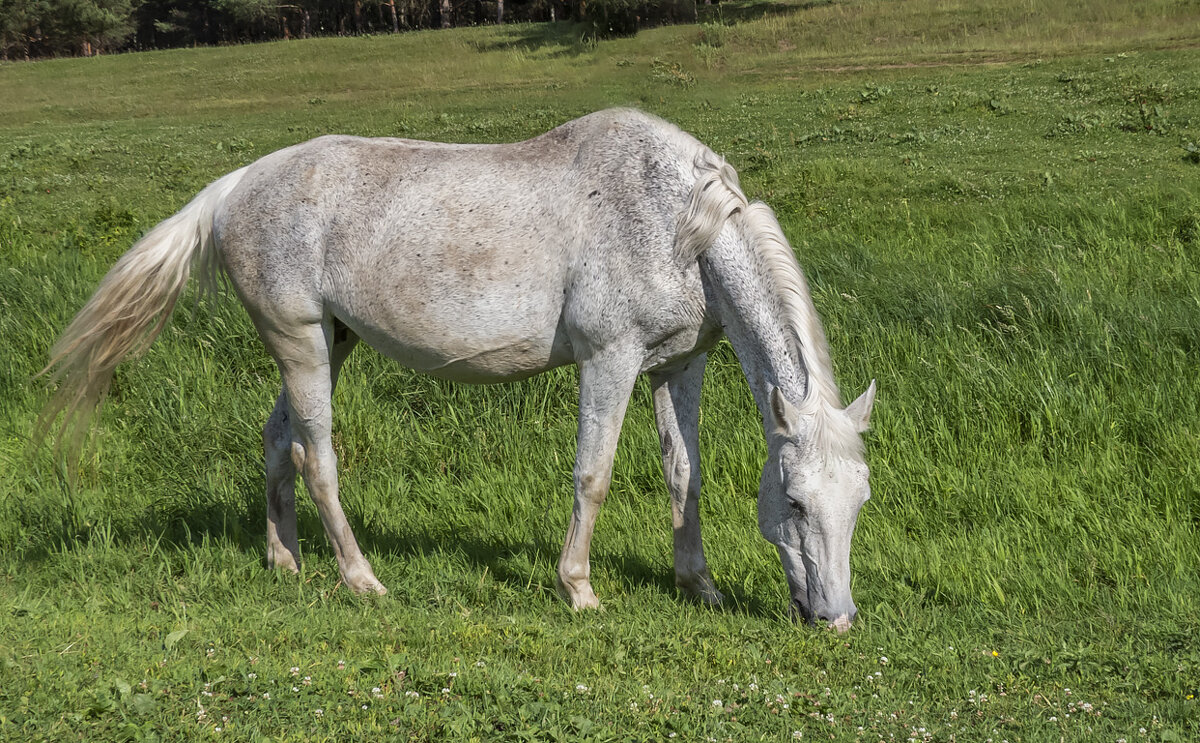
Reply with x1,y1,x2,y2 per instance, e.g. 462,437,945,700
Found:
42,109,875,630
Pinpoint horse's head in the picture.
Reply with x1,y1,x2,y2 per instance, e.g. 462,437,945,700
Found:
758,382,875,633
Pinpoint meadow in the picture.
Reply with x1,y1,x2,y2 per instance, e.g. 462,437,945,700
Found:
1,0,1199,740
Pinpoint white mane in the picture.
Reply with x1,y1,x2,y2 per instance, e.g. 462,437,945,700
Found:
675,152,863,460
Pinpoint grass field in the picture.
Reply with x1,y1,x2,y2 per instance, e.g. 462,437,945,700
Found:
2,0,1200,740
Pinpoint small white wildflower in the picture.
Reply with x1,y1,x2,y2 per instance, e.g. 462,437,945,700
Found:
879,656,889,665
630,702,638,710
214,727,222,733
372,687,382,694
405,691,420,699
442,687,451,694
475,660,486,667
1048,716,1057,722
361,704,368,710
247,673,257,680
749,683,758,691
669,734,677,739
576,684,589,693
261,692,269,700
792,732,803,740
290,667,300,676
712,699,723,707
314,708,323,717
449,672,458,678
292,686,299,692
303,676,312,686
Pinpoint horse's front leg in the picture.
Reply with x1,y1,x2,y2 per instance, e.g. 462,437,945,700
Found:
649,354,724,606
557,349,641,610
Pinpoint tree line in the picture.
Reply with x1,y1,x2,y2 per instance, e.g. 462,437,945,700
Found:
0,0,698,59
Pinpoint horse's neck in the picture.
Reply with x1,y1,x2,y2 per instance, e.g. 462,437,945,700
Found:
700,233,808,426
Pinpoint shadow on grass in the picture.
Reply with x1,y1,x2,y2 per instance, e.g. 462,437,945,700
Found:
697,0,832,25
14,475,777,620
467,21,594,58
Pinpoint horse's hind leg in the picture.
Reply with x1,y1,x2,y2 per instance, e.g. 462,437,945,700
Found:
264,319,384,594
264,392,301,573
649,354,723,606
263,323,359,575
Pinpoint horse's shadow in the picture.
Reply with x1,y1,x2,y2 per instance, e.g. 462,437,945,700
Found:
33,477,776,619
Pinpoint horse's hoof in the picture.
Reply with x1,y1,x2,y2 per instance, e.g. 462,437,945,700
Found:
267,548,300,575
571,594,601,611
345,571,388,596
677,573,724,606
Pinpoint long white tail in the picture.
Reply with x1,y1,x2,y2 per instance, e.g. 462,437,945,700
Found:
38,167,249,452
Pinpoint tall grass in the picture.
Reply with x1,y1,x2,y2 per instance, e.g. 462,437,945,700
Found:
1,1,1198,740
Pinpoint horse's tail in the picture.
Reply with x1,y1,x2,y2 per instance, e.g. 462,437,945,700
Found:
36,166,250,453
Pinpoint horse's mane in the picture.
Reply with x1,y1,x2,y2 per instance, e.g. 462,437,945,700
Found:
675,151,863,460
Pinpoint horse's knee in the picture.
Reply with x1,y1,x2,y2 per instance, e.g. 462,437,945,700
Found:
289,440,306,473
577,471,611,504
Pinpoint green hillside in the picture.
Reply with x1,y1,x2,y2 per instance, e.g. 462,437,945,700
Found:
2,1,1199,740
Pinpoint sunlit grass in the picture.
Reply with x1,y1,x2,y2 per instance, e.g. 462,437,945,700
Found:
1,0,1199,740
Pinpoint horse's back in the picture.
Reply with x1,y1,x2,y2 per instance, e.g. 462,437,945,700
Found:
215,109,716,380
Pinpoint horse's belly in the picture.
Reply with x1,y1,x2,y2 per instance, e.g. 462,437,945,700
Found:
365,326,570,383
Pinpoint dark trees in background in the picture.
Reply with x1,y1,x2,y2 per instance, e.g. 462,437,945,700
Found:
0,0,701,59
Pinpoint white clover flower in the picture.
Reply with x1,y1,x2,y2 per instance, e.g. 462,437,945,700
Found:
361,704,368,710
247,673,257,680
879,656,889,665
475,661,486,667
1048,716,1057,722
449,672,458,678
314,709,323,717
405,691,420,698
290,667,300,676
262,693,269,700
712,699,723,707
792,732,803,740
442,687,451,694
292,686,299,692
576,684,589,693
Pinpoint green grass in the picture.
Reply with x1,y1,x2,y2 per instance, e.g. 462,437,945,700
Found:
2,0,1200,740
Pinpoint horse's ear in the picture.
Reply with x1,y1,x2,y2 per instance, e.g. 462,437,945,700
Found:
770,386,798,435
845,379,877,433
